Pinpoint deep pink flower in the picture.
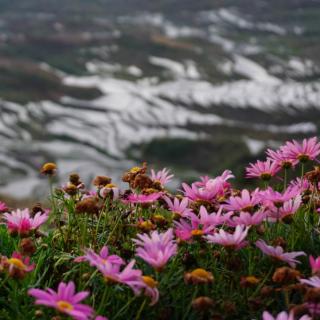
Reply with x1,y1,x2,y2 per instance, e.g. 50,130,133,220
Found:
281,137,320,162
5,251,35,274
151,168,174,185
300,276,320,288
229,210,265,227
3,208,48,235
163,196,193,218
29,281,93,320
205,225,250,250
256,240,306,268
134,229,177,271
224,189,260,212
0,201,8,212
262,311,310,320
309,256,320,274
246,159,280,180
123,192,162,204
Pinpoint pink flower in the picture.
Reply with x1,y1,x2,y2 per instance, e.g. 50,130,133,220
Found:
266,148,298,169
0,201,8,212
133,229,177,271
300,276,320,288
229,210,265,227
123,192,162,204
205,225,250,250
256,240,306,268
262,311,310,320
28,281,93,320
266,196,301,222
174,207,232,241
3,208,49,236
99,185,120,200
309,256,320,274
281,137,320,163
246,159,280,180
95,317,108,320
5,251,35,275
258,187,299,208
76,246,124,268
224,189,260,212
163,196,193,218
133,276,159,305
151,168,174,185
182,182,218,202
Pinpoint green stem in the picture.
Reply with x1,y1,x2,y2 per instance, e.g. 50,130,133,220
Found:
135,298,147,320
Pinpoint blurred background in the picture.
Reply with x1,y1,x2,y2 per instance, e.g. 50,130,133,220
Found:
0,0,320,202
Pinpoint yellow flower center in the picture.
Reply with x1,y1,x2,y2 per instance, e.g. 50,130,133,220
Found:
130,167,141,173
191,229,204,236
142,276,158,288
57,300,74,312
191,268,211,279
105,183,117,188
245,276,260,285
7,258,26,270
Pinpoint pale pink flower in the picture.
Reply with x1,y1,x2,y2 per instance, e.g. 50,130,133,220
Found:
262,310,310,320
224,189,260,212
151,168,174,185
123,192,162,204
205,225,250,250
182,183,218,202
99,185,120,200
29,281,93,320
309,256,320,274
132,276,159,305
258,187,299,208
163,196,193,218
300,276,320,288
76,246,124,268
3,208,49,235
229,210,265,227
281,137,320,162
268,196,301,221
246,159,280,180
256,240,306,268
134,229,177,271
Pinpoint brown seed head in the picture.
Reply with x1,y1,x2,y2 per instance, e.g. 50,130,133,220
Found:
93,176,112,187
191,296,214,311
75,197,100,215
20,238,36,256
40,162,57,175
272,267,301,284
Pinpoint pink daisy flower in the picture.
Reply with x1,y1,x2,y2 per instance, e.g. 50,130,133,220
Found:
151,168,174,185
281,137,320,163
266,148,298,169
262,311,310,320
3,208,49,236
5,251,35,275
133,229,177,271
163,196,193,218
28,281,93,320
258,187,300,209
133,275,159,306
229,210,266,227
0,201,8,212
224,189,260,212
309,256,320,274
255,240,306,268
182,182,218,202
123,192,162,204
174,207,232,240
76,246,124,268
266,196,301,222
246,159,280,180
205,225,250,250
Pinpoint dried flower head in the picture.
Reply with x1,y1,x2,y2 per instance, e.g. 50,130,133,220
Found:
40,162,57,176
